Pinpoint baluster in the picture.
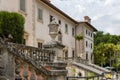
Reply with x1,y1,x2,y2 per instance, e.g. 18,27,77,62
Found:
39,51,41,62
43,50,45,63
41,50,43,62
33,50,36,60
49,51,52,62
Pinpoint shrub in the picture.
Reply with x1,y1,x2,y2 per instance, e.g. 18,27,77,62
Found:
0,11,25,43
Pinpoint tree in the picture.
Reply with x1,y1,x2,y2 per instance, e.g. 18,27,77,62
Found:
94,31,120,45
0,11,25,43
94,31,120,70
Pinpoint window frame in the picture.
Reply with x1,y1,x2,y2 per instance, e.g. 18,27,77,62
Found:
38,8,43,20
86,41,88,47
58,20,61,25
72,27,75,36
20,0,26,12
65,24,68,33
50,15,53,22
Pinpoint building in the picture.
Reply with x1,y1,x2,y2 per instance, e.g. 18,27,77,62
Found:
0,0,98,77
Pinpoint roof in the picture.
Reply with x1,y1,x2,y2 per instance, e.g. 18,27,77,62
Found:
40,0,97,31
41,0,77,24
79,22,98,31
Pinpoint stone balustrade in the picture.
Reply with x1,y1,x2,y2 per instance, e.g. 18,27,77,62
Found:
0,38,68,80
75,57,89,65
7,42,55,63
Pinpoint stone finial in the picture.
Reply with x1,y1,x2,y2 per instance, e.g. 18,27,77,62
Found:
84,16,91,24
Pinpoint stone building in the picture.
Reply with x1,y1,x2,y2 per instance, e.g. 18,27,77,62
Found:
0,0,110,78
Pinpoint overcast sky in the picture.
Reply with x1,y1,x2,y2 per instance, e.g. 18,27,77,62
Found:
51,0,120,35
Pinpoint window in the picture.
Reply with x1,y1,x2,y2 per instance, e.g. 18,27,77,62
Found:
88,32,90,36
38,8,43,20
91,33,93,37
20,0,26,12
38,42,43,49
86,41,88,47
91,54,93,61
65,24,68,33
72,50,75,58
58,20,61,25
86,29,88,34
58,31,62,42
72,28,75,36
23,39,26,45
65,50,68,59
50,15,53,22
91,43,93,49
86,52,88,60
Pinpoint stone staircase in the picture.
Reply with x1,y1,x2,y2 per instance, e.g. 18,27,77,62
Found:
57,57,111,75
0,38,67,80
73,58,111,75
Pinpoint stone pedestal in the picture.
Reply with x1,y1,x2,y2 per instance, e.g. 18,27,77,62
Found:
44,41,68,80
46,62,68,80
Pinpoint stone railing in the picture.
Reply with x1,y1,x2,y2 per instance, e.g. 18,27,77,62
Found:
57,57,88,65
8,43,56,74
0,38,55,75
0,38,68,80
74,57,89,65
7,42,55,63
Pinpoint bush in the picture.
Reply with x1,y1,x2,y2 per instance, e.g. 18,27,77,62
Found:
0,11,25,43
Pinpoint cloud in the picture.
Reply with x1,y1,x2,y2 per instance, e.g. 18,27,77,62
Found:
104,0,115,6
51,0,120,35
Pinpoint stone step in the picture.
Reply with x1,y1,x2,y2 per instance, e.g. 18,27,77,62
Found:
73,62,105,75
88,63,110,73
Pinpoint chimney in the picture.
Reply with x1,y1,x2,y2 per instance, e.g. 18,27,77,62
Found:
84,16,91,24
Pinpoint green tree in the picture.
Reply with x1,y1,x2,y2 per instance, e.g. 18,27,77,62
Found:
94,31,120,45
94,31,120,70
0,11,25,43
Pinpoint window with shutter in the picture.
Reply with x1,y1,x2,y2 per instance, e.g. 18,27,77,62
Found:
72,28,74,36
38,8,43,20
20,0,26,12
65,24,68,33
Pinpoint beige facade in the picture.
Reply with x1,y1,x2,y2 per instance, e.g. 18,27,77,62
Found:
76,22,95,63
0,0,97,77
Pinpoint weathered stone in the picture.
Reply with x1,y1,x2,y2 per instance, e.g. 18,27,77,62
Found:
0,76,8,80
30,73,36,80
0,38,68,80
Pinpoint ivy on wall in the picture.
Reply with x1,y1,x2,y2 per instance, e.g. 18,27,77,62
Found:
0,11,25,43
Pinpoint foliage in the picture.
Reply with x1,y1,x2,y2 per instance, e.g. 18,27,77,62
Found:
94,31,120,45
75,34,83,41
0,11,25,43
94,31,120,70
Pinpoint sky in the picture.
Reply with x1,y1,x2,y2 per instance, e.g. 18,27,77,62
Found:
51,0,120,35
